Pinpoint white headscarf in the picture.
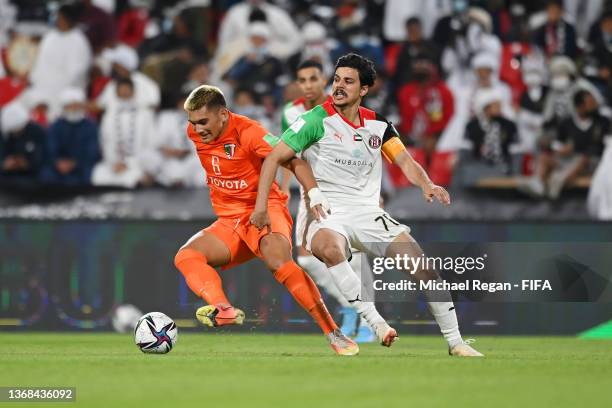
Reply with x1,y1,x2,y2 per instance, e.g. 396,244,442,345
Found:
1,102,29,135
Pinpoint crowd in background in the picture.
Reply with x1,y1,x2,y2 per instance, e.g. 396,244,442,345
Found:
0,0,611,215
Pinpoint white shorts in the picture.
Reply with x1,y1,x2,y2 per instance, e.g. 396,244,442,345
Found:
295,193,309,247
304,206,410,258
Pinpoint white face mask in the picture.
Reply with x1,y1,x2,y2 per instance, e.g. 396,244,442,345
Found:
63,110,85,123
117,99,136,110
551,75,570,90
523,72,543,87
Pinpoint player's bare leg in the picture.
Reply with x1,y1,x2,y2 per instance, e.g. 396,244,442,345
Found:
174,231,245,327
259,233,359,356
387,232,483,357
311,228,397,347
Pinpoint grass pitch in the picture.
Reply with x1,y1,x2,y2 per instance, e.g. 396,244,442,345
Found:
1,333,611,408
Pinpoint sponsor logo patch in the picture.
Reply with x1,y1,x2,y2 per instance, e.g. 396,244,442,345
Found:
290,117,306,133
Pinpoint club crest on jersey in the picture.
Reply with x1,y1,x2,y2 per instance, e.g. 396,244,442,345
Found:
353,134,363,142
368,135,382,149
224,143,236,159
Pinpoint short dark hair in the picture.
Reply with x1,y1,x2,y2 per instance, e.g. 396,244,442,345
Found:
297,59,323,74
249,7,267,22
116,77,134,90
546,0,563,9
58,4,80,25
334,53,376,87
573,89,592,108
406,16,422,27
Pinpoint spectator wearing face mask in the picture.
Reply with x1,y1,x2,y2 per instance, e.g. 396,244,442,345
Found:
287,21,334,79
515,54,549,154
436,51,514,152
542,56,605,136
28,4,92,118
139,92,205,188
232,87,271,130
532,0,578,59
224,22,286,105
91,77,155,188
94,44,160,112
464,88,519,175
392,17,440,92
522,89,610,199
40,88,100,186
0,102,47,186
397,56,454,162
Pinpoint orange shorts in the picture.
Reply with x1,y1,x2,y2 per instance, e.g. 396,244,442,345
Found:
204,205,293,270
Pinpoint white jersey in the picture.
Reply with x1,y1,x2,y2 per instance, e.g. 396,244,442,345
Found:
281,97,308,133
281,100,399,209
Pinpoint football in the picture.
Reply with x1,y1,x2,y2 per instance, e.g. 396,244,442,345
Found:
134,312,178,354
111,304,143,333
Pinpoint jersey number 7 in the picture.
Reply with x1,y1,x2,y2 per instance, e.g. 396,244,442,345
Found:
375,213,400,231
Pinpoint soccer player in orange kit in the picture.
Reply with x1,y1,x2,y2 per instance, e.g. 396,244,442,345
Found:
173,85,358,355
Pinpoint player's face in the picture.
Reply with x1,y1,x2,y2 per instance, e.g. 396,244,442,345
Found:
296,67,326,102
188,105,229,144
332,67,368,108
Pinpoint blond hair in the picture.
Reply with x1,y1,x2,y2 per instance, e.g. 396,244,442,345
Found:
184,85,227,111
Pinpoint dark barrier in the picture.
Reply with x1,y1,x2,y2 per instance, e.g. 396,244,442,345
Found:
1,220,611,334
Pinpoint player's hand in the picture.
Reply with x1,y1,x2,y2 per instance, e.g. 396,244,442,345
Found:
308,187,331,221
249,210,271,231
423,183,450,205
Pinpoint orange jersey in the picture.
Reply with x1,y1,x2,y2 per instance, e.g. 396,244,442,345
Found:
187,112,287,218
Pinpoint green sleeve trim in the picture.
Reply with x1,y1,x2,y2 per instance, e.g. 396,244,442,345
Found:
263,133,280,147
281,105,327,153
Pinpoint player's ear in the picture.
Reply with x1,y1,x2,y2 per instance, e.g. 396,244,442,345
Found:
219,106,229,122
360,85,369,97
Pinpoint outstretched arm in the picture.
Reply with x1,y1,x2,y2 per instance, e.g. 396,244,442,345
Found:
393,149,450,205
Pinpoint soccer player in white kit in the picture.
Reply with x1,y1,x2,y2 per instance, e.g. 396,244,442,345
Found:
281,59,375,340
252,53,483,356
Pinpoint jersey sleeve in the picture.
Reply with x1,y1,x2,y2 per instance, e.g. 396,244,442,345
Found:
243,120,277,159
280,103,291,133
377,113,406,162
281,105,326,153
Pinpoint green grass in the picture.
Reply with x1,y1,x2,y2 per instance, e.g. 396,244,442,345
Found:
0,333,611,407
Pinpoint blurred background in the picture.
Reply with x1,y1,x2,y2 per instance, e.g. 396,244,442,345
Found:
0,0,611,337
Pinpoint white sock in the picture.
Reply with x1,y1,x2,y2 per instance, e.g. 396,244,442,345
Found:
327,260,386,328
423,277,463,348
297,255,349,307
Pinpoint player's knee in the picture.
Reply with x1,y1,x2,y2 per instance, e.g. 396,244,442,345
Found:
315,244,346,266
174,247,208,270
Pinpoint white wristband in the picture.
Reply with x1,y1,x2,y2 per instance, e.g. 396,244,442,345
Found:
307,187,331,214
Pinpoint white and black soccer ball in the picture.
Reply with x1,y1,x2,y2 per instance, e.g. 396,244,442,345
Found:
134,312,178,354
112,304,143,333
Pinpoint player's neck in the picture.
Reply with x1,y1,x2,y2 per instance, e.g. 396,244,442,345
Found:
305,93,328,110
334,103,361,127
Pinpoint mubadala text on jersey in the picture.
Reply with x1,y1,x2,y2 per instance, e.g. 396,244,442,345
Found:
372,279,552,293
